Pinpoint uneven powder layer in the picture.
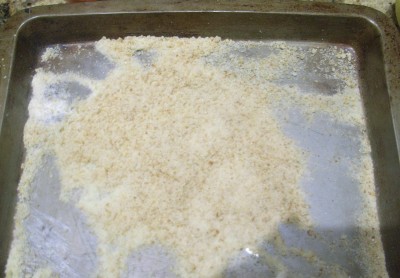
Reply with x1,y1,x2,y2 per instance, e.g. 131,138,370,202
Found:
6,36,388,277
51,37,310,276
204,40,363,126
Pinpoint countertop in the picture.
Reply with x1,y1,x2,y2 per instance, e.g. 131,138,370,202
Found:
0,0,397,27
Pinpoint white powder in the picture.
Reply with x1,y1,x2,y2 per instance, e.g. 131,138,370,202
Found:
41,46,61,63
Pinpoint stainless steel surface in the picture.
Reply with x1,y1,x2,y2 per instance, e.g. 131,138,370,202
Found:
0,1,399,276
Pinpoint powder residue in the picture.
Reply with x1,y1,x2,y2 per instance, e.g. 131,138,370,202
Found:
41,46,61,63
32,267,57,278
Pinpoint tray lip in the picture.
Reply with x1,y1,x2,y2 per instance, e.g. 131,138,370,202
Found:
0,1,398,39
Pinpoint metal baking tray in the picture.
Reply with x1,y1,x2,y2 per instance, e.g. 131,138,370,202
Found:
0,1,399,277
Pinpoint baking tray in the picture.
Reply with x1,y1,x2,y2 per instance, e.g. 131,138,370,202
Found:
0,1,399,277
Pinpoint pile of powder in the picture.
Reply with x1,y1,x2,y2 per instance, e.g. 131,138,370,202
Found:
51,36,311,276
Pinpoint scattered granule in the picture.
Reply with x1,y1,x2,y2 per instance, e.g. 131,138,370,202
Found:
205,41,357,90
32,267,57,278
271,85,365,126
28,69,96,125
41,46,61,62
5,147,46,277
300,0,395,17
341,0,395,16
352,134,388,277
